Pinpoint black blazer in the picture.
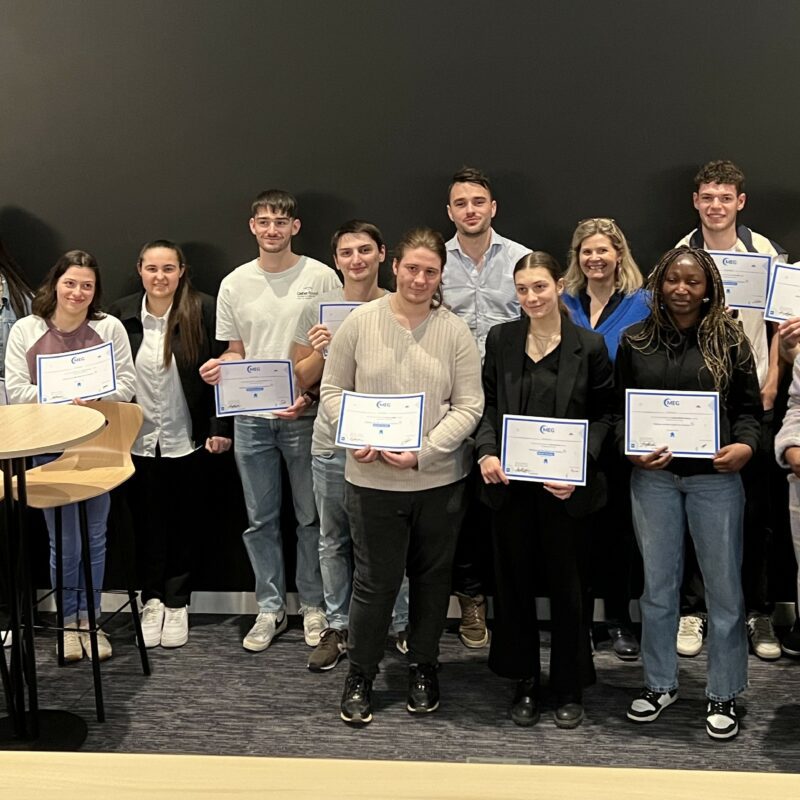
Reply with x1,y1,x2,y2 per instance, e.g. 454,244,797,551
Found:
108,291,231,443
475,313,614,518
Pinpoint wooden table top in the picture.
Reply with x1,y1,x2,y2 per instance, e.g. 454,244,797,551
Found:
0,404,106,459
1,752,799,800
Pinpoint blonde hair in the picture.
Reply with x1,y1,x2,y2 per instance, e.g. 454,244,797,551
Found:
564,218,643,296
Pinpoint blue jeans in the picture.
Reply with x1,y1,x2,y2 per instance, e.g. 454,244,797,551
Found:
312,450,408,631
630,469,747,701
36,455,108,624
235,415,323,612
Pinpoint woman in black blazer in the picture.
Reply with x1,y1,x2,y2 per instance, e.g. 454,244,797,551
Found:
109,240,230,650
476,251,614,729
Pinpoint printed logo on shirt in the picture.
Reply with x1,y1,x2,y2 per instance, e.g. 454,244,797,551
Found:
296,286,321,300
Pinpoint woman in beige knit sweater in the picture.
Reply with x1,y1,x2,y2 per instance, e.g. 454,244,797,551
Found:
321,227,484,725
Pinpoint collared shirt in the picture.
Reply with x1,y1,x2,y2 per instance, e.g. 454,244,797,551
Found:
442,229,531,358
132,296,194,458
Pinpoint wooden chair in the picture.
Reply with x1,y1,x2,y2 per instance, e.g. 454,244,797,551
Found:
19,401,150,721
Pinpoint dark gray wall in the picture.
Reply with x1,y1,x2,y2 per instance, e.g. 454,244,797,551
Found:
2,0,800,297
4,1,800,595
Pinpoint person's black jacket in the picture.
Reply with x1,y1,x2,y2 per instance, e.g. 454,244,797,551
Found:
475,313,615,518
108,291,231,443
614,320,761,476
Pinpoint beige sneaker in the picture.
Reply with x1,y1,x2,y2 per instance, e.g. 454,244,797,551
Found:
676,615,704,657
60,628,84,663
456,592,489,648
79,628,113,662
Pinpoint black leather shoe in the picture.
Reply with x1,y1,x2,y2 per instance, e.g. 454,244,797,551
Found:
340,672,373,725
407,663,440,713
554,696,585,729
511,678,540,727
609,626,640,661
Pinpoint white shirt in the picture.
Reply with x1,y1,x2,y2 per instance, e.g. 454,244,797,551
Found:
132,297,194,458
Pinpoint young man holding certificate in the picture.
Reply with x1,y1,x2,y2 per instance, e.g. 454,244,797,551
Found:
291,220,408,672
618,246,760,740
321,227,483,725
675,160,788,663
200,190,340,654
443,167,531,650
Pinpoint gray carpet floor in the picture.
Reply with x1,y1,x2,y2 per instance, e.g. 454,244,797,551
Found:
21,614,800,772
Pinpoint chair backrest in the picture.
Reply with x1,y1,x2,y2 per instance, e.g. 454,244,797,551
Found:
41,401,143,471
21,401,144,508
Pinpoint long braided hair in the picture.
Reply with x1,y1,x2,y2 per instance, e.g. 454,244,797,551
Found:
625,246,750,393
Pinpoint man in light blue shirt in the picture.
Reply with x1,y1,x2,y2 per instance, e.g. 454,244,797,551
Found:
442,167,531,648
444,167,531,359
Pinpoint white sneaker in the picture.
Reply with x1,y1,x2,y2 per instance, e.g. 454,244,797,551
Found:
747,612,781,661
161,606,189,648
1,630,11,648
243,610,287,652
677,615,704,657
300,605,327,647
79,628,112,661
60,628,83,663
140,598,165,648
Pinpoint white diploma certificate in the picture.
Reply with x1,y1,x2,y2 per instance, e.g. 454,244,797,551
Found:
335,391,424,451
764,262,800,322
319,302,362,336
708,250,772,310
36,341,117,404
501,415,588,485
214,360,294,416
625,389,719,459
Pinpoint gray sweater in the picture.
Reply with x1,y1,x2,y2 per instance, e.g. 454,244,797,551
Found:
320,294,483,491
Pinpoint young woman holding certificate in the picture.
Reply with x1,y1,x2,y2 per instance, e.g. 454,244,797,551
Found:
475,251,614,730
4,250,136,662
617,246,760,740
320,227,483,725
109,240,230,650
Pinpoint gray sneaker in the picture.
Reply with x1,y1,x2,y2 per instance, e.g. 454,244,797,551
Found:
308,628,347,672
243,610,287,652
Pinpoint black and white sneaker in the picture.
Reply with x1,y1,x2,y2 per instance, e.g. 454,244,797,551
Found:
706,699,738,740
340,673,373,725
627,687,678,722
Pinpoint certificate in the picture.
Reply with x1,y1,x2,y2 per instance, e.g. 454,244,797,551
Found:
764,262,800,322
335,391,424,451
625,389,719,459
708,250,772,310
319,302,362,336
214,359,294,416
36,341,117,404
501,415,588,485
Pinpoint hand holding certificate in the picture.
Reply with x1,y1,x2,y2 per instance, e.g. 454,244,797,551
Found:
37,341,118,404
708,251,772,311
500,415,588,485
764,262,800,323
625,389,719,459
214,359,294,416
335,391,424,451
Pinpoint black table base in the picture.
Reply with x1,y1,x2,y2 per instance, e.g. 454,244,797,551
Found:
0,709,88,750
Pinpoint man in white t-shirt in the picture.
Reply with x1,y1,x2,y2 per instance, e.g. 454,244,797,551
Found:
200,190,341,653
442,167,531,649
674,160,788,663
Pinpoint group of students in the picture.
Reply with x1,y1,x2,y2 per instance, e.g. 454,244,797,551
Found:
1,159,799,743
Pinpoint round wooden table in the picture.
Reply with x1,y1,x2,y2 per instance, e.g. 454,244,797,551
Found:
0,404,106,750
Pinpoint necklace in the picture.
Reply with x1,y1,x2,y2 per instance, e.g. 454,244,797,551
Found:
526,328,561,360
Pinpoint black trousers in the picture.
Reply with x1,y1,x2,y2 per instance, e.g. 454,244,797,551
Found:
129,449,202,608
451,463,494,597
489,483,595,699
346,480,466,679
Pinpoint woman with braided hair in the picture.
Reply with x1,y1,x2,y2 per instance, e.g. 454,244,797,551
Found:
616,246,760,740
